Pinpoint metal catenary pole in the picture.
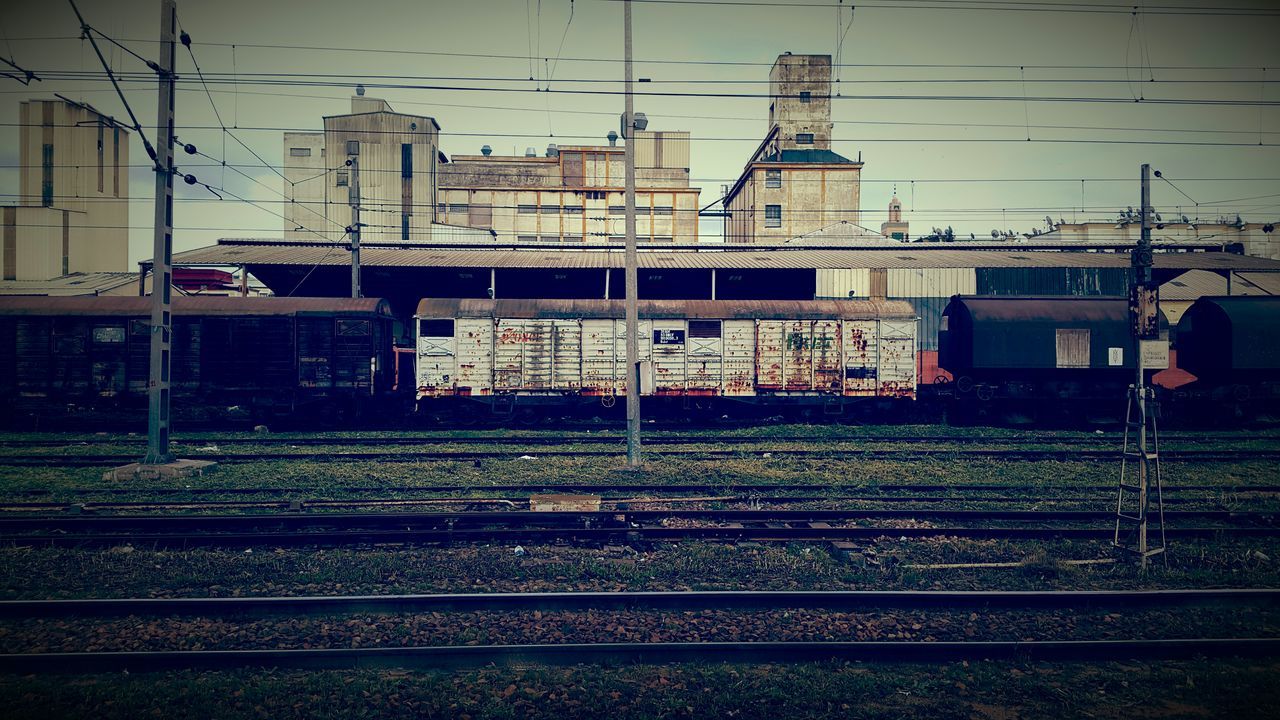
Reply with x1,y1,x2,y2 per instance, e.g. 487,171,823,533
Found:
1136,163,1151,561
623,0,641,467
144,0,178,464
349,153,361,299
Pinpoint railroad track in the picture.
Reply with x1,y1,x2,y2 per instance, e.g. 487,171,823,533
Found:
9,482,1280,499
1,508,1274,547
4,448,1279,466
2,589,1279,673
2,432,1275,448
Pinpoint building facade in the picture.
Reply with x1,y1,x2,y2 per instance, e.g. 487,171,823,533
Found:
1040,221,1279,260
3,98,130,281
437,132,698,244
723,54,869,244
284,96,443,243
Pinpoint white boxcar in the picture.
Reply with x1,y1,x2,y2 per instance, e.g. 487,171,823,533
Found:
414,299,918,401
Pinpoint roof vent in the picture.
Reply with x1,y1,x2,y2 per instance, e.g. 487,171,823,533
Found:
524,147,537,157
607,131,618,146
546,143,559,158
481,145,492,156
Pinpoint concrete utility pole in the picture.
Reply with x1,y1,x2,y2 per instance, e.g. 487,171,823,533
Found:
144,0,178,464
348,153,361,298
623,0,641,467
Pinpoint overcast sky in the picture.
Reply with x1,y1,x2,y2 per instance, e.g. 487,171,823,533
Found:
1,0,1277,262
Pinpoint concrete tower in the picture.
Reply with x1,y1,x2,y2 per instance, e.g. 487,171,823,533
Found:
768,53,833,151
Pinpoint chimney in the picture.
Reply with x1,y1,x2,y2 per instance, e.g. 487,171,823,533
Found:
607,131,618,147
481,145,492,156
546,143,559,158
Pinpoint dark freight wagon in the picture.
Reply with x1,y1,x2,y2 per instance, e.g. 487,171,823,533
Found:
0,296,397,425
938,296,1138,420
1172,296,1280,419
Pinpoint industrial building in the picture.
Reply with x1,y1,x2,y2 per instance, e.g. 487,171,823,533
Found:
283,95,698,244
438,132,699,244
721,54,897,244
2,97,130,281
1039,220,1279,260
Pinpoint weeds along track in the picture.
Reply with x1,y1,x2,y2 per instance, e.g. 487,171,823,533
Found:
3,448,1279,466
2,590,1279,673
1,508,1276,548
2,432,1276,448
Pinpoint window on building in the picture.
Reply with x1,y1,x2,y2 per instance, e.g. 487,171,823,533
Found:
401,214,411,241
765,169,782,188
608,205,626,216
448,203,469,214
436,202,446,216
796,133,814,145
289,147,312,157
564,205,584,215
517,235,537,243
563,235,585,243
401,144,413,178
800,91,811,103
345,140,360,155
540,204,561,215
518,204,537,215
653,236,673,243
41,144,53,207
765,204,782,227
335,170,349,187
609,235,626,242
539,236,560,243
653,206,673,216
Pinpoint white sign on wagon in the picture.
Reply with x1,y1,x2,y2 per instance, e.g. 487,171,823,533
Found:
1108,347,1124,366
1140,339,1169,369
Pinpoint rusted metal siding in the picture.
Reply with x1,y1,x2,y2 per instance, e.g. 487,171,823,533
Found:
723,320,755,396
878,319,918,397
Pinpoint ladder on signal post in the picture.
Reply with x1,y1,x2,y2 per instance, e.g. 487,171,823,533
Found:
1114,384,1167,569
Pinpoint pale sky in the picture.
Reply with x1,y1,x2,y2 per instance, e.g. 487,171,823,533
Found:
1,0,1277,263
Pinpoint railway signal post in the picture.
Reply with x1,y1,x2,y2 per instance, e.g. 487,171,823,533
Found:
1114,163,1167,569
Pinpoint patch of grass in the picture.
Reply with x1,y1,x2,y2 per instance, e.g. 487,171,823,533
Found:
1,658,1278,719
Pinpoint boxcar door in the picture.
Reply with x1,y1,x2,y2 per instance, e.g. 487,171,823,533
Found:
651,321,687,394
843,319,879,396
297,317,335,389
784,321,815,390
551,319,583,392
877,319,918,398
89,323,128,397
1055,328,1091,369
581,319,618,396
454,318,493,395
686,319,724,395
416,318,457,394
812,320,842,393
755,320,786,391
722,320,755,396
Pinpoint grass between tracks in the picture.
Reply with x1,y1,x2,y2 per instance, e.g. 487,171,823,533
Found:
4,538,1279,600
0,455,1276,505
2,659,1278,719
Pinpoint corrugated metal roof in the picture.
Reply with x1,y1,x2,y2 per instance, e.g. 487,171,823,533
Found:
0,273,139,296
0,296,392,317
949,296,1129,323
171,242,1280,272
416,298,916,321
1160,270,1280,300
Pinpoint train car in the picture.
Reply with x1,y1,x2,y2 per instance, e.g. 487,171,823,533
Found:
414,299,917,421
938,295,1138,422
1172,296,1280,421
0,296,398,426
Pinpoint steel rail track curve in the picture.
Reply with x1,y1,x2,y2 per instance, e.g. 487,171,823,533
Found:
3,638,1279,674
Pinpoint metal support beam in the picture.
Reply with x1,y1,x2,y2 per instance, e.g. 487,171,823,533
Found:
143,0,177,465
623,0,641,467
348,155,361,299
